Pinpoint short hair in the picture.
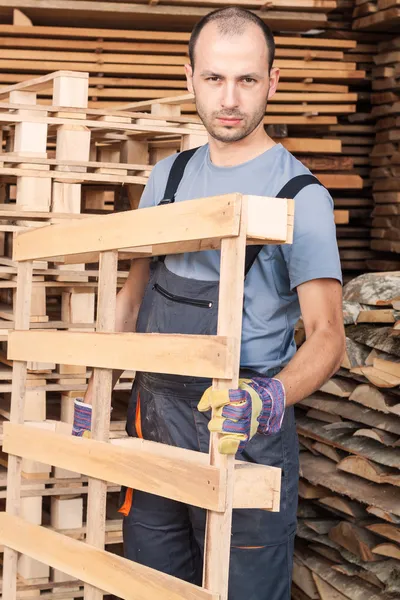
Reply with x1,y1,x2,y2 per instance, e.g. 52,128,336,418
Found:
189,7,275,72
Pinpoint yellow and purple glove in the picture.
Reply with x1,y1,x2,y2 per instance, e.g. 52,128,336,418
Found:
72,399,92,438
197,377,286,455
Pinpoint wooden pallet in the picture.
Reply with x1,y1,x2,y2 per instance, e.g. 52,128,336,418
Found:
0,190,291,600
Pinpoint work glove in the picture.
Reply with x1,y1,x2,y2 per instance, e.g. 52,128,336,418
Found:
71,398,92,438
197,377,286,455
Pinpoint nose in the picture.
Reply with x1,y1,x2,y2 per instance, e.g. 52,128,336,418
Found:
220,81,239,110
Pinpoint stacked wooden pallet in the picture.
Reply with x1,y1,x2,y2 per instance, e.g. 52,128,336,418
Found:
0,70,207,597
353,0,400,31
293,271,400,600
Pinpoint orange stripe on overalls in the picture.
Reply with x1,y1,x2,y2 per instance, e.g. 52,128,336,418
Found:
118,391,142,516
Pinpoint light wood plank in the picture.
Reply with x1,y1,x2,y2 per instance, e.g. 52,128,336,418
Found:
3,422,225,512
203,190,247,598
0,513,217,600
85,250,117,600
2,261,33,600
8,331,233,379
13,194,242,261
112,437,281,510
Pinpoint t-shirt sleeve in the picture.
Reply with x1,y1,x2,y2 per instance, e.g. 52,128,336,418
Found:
138,165,157,210
281,185,343,290
138,154,177,210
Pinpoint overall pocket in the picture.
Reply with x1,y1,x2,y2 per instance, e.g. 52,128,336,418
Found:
139,263,219,336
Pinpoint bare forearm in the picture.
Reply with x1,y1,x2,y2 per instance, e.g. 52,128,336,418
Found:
275,327,345,407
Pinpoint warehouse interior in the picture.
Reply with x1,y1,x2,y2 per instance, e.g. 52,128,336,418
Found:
0,1,399,599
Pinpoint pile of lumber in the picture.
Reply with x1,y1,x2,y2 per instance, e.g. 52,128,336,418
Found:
0,7,375,279
369,35,400,265
0,1,337,31
310,0,381,278
293,271,400,600
353,0,400,32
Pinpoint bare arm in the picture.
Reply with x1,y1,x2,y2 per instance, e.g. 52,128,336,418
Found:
275,278,345,407
84,257,151,404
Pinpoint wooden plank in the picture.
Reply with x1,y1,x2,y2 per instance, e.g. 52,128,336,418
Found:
85,250,117,600
112,438,280,510
13,194,291,262
0,167,147,185
0,25,355,47
8,331,233,379
202,182,247,600
2,261,33,600
0,513,218,600
13,194,242,261
3,422,225,512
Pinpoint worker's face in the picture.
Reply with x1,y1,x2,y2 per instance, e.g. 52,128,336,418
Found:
185,23,279,143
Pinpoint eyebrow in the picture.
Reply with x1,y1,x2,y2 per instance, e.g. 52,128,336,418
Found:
199,71,262,78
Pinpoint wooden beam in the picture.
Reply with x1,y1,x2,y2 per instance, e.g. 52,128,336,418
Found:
2,261,33,600
3,422,225,512
85,250,117,600
8,331,233,379
0,513,218,600
13,194,241,260
12,195,291,262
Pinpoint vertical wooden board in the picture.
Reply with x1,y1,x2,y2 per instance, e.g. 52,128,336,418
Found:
3,260,33,600
85,250,117,600
203,197,245,598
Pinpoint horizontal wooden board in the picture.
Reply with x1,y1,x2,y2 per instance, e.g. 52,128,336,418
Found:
0,513,217,600
13,194,241,260
0,25,355,48
7,331,233,379
3,422,225,510
12,194,292,261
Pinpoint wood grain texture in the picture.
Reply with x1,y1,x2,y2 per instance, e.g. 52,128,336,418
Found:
0,513,218,600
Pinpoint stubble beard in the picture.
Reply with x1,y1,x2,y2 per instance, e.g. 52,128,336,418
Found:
195,95,269,143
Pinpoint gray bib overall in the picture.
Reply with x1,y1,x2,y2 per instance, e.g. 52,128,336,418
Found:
121,149,323,600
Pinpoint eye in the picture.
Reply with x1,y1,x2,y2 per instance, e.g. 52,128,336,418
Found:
206,76,221,82
242,77,256,84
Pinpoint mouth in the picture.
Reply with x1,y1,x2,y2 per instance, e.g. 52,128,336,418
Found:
217,117,242,126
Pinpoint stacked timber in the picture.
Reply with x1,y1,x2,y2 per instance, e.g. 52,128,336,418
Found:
293,271,400,600
353,0,400,32
0,6,372,279
352,3,400,270
0,0,337,31
369,36,400,265
308,0,381,278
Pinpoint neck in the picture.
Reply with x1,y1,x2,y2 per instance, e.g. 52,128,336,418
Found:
208,125,276,167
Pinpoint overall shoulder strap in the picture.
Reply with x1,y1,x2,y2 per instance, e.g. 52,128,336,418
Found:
159,147,200,205
244,174,324,276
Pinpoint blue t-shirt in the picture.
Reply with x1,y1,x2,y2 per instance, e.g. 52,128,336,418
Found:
138,143,342,375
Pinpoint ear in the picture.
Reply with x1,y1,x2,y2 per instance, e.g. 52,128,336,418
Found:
268,67,280,100
185,63,194,94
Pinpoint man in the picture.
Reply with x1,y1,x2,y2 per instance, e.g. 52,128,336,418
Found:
73,7,345,599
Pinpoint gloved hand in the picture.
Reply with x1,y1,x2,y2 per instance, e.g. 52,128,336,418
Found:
197,377,286,455
72,398,92,438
